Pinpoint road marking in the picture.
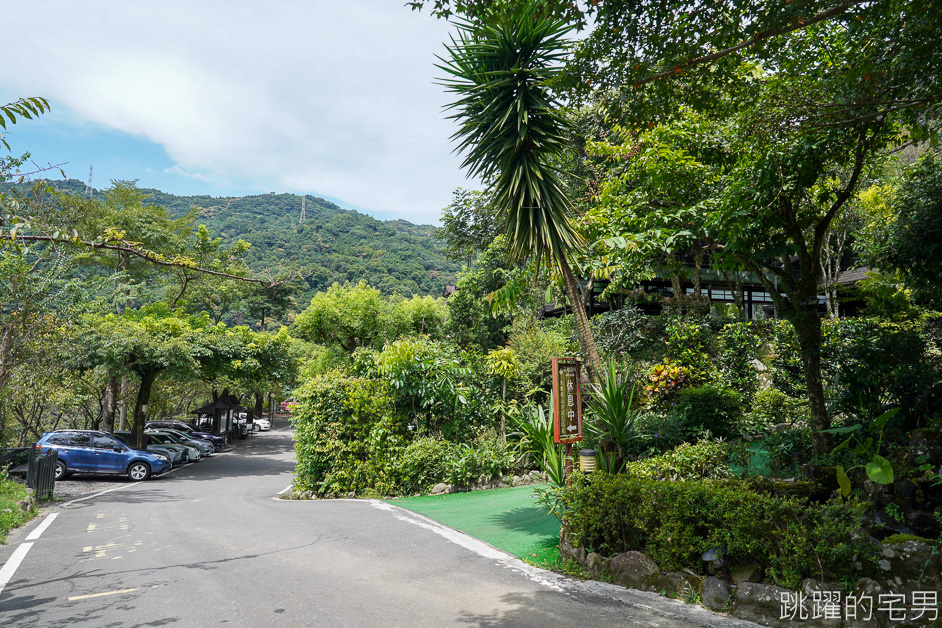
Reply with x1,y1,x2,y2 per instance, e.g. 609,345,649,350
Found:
68,587,139,601
25,513,58,540
277,484,292,495
0,542,34,595
62,483,138,507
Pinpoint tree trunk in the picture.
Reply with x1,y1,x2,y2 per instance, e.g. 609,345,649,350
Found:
254,392,264,422
103,378,118,433
788,307,832,456
118,377,130,431
558,255,602,384
132,370,160,450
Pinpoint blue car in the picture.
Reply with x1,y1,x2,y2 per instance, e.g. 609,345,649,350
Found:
37,430,172,481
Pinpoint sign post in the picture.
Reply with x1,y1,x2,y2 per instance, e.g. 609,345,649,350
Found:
551,357,582,480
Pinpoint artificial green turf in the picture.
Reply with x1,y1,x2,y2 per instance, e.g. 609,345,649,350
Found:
388,484,561,564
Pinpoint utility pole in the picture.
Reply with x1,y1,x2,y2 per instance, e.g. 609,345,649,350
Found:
85,165,93,198
299,196,306,224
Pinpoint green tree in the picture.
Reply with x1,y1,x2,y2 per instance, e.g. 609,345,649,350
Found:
293,281,386,352
440,5,603,380
74,306,199,448
434,188,501,267
872,151,942,307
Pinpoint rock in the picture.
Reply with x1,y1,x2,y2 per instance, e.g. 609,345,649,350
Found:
877,539,941,593
800,579,843,627
527,470,542,481
749,358,769,372
609,551,663,592
730,562,764,584
558,528,586,565
663,571,700,596
430,483,450,495
907,428,942,465
906,511,941,538
585,552,609,577
732,582,796,626
512,475,526,486
896,480,918,499
700,576,731,612
846,578,888,628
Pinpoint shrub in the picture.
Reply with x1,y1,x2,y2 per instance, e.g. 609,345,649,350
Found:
446,431,517,487
632,406,700,454
737,389,808,435
627,440,748,481
561,473,875,589
824,317,941,428
292,371,406,497
644,358,692,401
392,437,455,494
590,306,649,358
673,386,742,438
665,319,714,384
716,322,763,402
0,472,35,543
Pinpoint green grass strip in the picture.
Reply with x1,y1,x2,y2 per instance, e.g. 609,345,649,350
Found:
388,484,561,564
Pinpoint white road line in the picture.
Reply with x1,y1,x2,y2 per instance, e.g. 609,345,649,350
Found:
0,542,34,595
25,513,58,540
277,484,292,495
68,587,139,601
62,483,138,507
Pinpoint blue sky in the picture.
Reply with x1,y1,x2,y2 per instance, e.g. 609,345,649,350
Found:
1,2,473,225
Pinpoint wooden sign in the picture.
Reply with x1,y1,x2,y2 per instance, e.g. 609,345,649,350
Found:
552,357,582,444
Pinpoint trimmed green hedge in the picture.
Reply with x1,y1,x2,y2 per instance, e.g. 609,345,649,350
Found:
561,472,875,589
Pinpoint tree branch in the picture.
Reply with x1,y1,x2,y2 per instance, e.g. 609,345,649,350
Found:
636,0,872,87
5,234,297,288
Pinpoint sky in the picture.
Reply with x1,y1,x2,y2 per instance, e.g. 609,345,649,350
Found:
1,1,474,225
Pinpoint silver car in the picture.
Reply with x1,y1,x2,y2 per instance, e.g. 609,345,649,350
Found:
147,429,214,456
145,431,205,460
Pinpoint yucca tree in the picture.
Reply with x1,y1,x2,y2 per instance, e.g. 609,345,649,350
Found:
439,4,602,381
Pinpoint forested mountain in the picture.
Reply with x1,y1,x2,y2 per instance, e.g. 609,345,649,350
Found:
18,179,459,300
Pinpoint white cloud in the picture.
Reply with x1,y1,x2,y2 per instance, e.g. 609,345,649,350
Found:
2,1,474,223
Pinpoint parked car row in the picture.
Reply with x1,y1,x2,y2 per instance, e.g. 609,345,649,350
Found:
36,420,229,482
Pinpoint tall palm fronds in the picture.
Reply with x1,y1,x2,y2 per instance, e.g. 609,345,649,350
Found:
439,5,602,379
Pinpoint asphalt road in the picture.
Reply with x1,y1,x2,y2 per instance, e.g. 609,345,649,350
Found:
0,423,755,628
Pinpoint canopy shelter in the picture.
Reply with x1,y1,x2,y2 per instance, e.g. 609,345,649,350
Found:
191,394,247,444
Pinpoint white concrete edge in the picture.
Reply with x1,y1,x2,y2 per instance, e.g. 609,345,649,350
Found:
369,500,759,628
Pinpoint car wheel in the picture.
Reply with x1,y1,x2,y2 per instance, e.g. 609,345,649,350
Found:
54,460,69,480
127,461,151,481
253,423,261,432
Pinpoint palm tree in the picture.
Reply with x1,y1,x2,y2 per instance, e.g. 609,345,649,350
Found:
439,5,602,381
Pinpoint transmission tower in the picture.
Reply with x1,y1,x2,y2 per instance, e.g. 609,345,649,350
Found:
85,165,93,198
299,196,306,224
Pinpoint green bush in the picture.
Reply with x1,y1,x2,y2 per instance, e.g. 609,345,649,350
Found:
590,306,649,359
673,386,742,438
0,472,36,543
561,473,875,589
445,430,516,487
392,437,455,494
825,317,941,428
632,406,699,454
737,389,808,435
716,322,763,402
292,371,407,497
627,440,748,481
665,319,715,385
